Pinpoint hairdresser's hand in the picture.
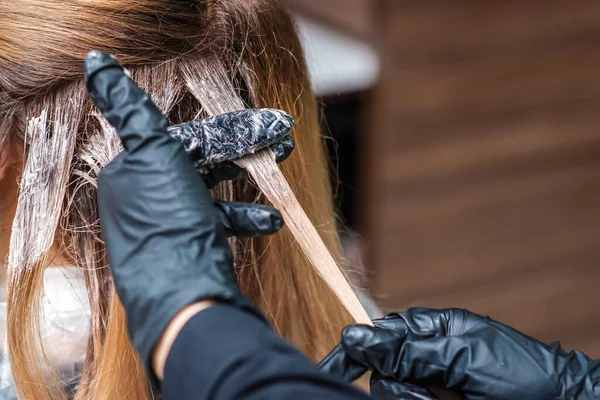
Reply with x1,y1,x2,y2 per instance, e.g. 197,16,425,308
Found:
168,109,295,188
83,51,274,374
369,379,439,400
318,336,439,400
320,308,600,400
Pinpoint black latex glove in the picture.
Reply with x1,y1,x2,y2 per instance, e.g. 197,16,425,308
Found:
318,339,439,400
371,378,440,400
83,51,277,375
168,109,295,188
320,308,600,400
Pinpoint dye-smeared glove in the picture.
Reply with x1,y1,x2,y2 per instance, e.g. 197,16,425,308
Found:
168,109,294,188
83,51,280,374
90,74,294,189
320,308,600,400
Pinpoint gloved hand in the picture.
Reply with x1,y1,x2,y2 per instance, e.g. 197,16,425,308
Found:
370,379,440,400
167,108,294,188
320,308,600,400
318,338,439,400
83,51,280,375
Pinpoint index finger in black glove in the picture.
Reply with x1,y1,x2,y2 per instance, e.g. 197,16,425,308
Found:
318,342,439,400
84,52,170,154
319,324,412,386
318,339,369,382
215,201,282,238
323,308,484,386
371,308,484,340
85,51,264,378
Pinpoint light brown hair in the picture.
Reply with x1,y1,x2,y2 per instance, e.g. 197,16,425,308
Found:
0,1,353,398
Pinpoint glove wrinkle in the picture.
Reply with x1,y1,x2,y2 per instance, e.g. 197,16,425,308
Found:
317,343,368,383
214,201,283,238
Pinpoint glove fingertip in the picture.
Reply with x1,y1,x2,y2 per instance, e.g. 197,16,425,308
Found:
341,324,379,348
245,206,283,236
84,50,122,94
272,135,295,163
318,344,368,382
269,208,283,233
341,324,409,369
214,201,284,237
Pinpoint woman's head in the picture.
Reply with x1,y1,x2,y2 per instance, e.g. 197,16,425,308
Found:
1,1,352,399
0,1,197,105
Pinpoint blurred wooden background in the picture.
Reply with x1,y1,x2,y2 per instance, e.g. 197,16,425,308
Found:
291,0,600,357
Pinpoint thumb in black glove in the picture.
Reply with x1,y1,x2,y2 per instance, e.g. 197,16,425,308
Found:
321,308,600,400
83,51,279,378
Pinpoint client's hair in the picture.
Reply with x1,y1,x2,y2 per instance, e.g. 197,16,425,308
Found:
0,1,353,398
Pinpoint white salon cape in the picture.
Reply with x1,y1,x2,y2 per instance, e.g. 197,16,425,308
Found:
0,267,381,399
0,267,90,399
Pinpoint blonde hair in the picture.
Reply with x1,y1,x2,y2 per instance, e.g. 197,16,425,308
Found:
0,1,354,398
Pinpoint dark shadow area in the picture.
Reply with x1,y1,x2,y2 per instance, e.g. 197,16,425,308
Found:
321,93,366,231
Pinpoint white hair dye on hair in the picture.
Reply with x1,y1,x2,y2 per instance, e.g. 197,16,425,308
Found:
9,95,80,274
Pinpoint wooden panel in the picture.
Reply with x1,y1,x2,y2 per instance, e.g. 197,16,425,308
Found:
364,0,600,356
287,0,374,39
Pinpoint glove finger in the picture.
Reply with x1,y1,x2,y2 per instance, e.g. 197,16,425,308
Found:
213,201,283,237
336,324,468,399
198,135,293,188
201,163,245,189
371,374,439,400
377,308,484,339
318,343,369,383
271,134,295,163
84,50,175,156
390,308,451,338
167,109,294,169
341,325,408,377
97,152,128,218
405,308,486,337
349,329,475,390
